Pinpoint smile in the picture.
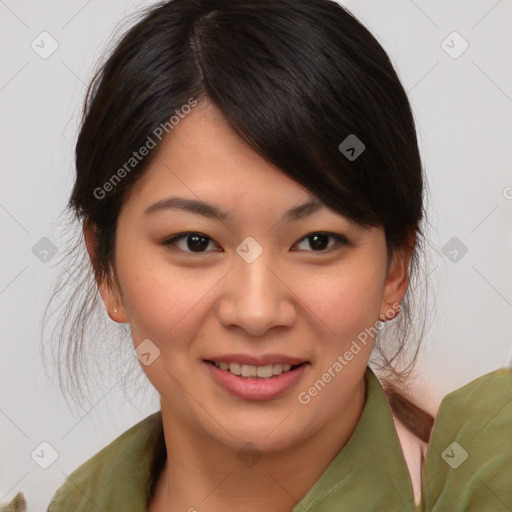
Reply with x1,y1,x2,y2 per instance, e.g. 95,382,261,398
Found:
206,360,306,379
202,360,310,400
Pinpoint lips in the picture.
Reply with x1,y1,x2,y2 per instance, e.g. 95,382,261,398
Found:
203,358,310,400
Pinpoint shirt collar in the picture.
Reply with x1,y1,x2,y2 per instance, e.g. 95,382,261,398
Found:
289,366,418,511
83,366,417,511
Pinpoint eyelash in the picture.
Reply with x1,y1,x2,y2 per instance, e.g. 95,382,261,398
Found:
160,231,349,255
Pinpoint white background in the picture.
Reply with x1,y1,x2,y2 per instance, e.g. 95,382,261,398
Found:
1,0,511,509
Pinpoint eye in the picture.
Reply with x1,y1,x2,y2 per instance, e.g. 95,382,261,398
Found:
292,232,349,253
162,231,349,255
161,232,221,254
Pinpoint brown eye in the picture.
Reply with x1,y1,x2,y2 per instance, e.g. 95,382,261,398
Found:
162,232,219,253
161,231,349,255
293,232,348,253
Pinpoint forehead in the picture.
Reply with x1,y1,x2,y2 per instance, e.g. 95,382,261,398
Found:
124,99,316,212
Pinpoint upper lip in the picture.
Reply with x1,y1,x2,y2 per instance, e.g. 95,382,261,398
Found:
203,354,308,366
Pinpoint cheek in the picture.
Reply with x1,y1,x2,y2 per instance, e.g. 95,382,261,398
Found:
115,227,385,349
296,260,385,341
114,242,221,342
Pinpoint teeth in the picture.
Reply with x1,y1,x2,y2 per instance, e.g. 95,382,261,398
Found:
273,364,283,375
213,361,295,378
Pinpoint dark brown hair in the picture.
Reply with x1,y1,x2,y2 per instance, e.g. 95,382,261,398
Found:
42,0,439,464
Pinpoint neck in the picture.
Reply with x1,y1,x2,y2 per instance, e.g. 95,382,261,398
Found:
151,377,366,512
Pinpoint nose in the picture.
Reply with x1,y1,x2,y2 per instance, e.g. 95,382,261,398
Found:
216,245,296,337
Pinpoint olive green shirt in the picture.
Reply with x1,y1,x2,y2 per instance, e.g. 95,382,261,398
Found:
41,366,511,511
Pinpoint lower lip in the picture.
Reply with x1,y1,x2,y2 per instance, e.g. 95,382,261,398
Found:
203,361,310,400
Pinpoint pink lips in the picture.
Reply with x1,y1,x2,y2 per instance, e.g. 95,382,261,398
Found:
203,360,310,400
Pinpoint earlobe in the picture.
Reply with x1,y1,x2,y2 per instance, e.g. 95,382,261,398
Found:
83,221,128,324
107,303,128,324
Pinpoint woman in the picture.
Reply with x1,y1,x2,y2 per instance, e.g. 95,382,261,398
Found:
12,0,510,510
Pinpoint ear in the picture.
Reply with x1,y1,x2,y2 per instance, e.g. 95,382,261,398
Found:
83,220,128,324
379,232,415,322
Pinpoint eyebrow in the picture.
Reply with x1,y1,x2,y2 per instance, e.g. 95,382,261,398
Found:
144,196,325,222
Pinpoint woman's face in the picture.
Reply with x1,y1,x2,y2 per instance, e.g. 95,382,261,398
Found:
90,99,409,453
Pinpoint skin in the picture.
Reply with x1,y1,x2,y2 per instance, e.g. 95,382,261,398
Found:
84,98,413,512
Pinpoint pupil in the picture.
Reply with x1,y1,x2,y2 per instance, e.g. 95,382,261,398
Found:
187,234,209,252
310,233,328,250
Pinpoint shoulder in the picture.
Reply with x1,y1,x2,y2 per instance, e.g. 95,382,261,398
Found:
421,367,512,511
47,411,162,512
436,366,512,417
